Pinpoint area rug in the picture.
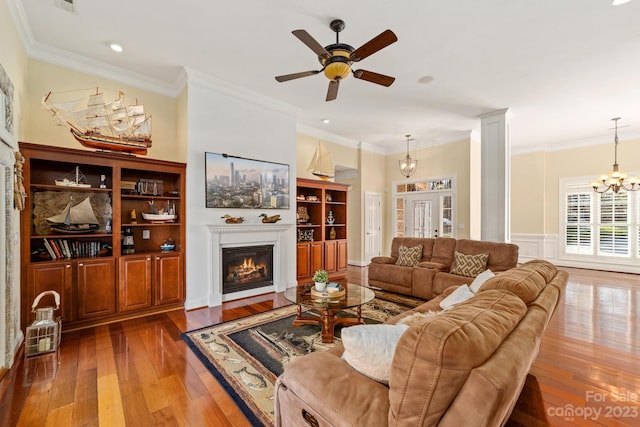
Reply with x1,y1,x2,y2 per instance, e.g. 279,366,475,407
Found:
181,291,423,426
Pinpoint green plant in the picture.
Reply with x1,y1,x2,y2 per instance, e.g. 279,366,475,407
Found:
312,269,329,283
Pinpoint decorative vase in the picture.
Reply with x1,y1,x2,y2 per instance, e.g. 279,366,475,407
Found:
329,226,336,240
315,282,327,292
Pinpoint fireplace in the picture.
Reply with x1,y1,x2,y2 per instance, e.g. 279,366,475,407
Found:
204,223,291,307
222,245,274,294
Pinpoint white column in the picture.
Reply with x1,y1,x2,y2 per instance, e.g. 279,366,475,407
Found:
478,108,512,242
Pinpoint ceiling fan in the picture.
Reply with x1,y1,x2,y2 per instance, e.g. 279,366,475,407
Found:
275,19,398,101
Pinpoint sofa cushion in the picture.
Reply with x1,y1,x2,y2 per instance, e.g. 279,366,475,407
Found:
395,244,423,266
479,265,547,304
455,239,519,272
388,290,527,426
450,251,489,277
341,324,409,385
391,237,435,261
370,255,396,265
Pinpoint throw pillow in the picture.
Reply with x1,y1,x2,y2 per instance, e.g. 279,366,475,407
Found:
469,269,495,293
450,251,489,277
439,284,475,310
341,324,409,384
395,244,423,266
396,311,442,326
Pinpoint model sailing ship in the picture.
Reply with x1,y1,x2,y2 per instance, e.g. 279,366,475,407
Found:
46,197,100,234
55,166,91,188
307,141,334,180
42,88,152,155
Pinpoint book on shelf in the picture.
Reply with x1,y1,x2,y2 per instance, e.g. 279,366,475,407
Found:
42,239,56,260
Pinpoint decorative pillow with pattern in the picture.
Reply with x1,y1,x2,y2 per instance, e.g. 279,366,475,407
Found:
395,244,423,266
450,251,489,277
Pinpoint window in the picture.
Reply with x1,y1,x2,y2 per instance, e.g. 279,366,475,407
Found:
561,178,639,263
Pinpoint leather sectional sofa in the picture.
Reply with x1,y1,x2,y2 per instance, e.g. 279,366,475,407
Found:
368,237,519,299
274,259,568,427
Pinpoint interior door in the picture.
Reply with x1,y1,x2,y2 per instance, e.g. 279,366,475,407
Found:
364,192,382,264
404,193,440,238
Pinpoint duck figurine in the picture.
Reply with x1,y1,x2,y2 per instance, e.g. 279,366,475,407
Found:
221,214,245,224
259,213,281,223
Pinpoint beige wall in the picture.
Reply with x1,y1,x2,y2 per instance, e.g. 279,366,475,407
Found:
511,150,546,234
383,138,472,254
25,60,181,162
511,137,640,236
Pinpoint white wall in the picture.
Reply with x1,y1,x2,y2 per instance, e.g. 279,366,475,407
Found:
184,71,298,309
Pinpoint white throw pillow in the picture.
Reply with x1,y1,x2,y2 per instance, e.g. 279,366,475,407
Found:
341,324,409,385
439,284,475,310
469,269,495,294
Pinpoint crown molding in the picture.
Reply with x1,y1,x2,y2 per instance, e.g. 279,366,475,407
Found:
512,130,640,155
28,42,178,97
184,67,298,117
6,0,34,47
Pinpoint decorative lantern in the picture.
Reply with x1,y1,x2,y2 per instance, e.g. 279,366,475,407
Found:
25,291,62,357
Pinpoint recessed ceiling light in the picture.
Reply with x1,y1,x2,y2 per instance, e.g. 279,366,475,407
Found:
322,119,330,124
418,75,434,84
110,43,124,53
612,0,631,5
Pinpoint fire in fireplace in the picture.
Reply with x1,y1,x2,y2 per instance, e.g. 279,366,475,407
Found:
222,245,274,294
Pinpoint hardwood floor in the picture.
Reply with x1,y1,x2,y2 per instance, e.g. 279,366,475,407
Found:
1,266,639,426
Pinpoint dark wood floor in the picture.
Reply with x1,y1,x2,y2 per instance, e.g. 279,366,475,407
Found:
1,266,639,426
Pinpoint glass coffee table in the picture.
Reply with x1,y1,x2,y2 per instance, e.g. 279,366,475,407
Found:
284,283,376,343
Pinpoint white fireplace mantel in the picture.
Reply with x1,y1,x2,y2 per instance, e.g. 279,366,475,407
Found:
206,223,293,306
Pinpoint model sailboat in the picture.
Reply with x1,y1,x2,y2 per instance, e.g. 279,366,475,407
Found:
46,197,100,234
307,142,335,180
42,88,152,155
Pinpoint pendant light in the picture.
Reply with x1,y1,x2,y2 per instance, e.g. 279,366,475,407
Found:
399,134,417,178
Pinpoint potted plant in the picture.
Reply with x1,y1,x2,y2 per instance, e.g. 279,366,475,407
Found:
313,269,329,292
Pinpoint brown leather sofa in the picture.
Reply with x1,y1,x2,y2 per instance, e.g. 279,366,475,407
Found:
274,260,568,427
368,237,519,299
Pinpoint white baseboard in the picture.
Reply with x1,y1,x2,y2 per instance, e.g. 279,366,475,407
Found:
511,233,640,274
348,259,368,267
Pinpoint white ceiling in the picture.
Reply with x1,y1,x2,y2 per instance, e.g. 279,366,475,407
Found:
10,0,640,154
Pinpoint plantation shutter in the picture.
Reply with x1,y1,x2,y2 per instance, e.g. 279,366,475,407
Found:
565,192,592,254
598,192,629,256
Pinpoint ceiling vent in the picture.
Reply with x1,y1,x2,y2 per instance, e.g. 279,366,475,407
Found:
55,0,76,13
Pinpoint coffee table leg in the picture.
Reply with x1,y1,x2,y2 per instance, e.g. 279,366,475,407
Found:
321,308,337,343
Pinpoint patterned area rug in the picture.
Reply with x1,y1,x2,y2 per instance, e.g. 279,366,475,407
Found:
181,290,423,427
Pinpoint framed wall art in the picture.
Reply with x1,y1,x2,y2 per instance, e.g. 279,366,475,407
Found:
0,64,13,135
205,152,290,209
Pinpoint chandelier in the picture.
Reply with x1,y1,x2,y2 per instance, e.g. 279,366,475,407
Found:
591,117,639,194
399,134,417,178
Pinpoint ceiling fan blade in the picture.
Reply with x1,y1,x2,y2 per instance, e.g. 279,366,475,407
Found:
326,80,339,101
292,30,331,59
353,69,395,87
350,29,398,62
275,70,321,82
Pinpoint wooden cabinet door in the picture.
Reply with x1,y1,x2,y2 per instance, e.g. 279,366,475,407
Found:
324,241,337,273
154,253,184,306
310,242,324,274
296,243,311,280
118,256,152,312
337,240,348,271
27,263,73,323
77,259,116,319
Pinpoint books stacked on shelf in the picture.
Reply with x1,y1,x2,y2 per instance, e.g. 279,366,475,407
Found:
42,238,108,260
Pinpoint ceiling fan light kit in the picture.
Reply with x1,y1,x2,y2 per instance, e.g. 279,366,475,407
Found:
275,19,397,101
